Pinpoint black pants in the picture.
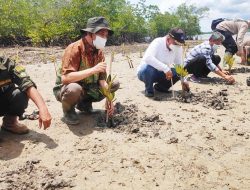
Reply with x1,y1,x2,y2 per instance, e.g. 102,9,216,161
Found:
185,55,221,77
0,86,28,117
215,29,238,55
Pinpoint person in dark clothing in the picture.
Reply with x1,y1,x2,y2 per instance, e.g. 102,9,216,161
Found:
184,32,235,84
214,19,250,65
0,56,51,134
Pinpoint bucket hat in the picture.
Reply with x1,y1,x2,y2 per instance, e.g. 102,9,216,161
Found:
80,16,114,36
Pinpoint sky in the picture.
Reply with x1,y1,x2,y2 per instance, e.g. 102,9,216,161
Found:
128,0,250,32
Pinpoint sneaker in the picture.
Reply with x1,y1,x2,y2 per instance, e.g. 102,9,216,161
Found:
62,108,80,125
189,75,201,83
145,90,154,97
1,116,29,134
154,83,170,93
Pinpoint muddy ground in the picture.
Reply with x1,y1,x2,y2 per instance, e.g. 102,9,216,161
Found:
0,44,250,190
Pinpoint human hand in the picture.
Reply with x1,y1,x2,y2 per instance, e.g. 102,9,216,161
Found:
181,81,190,92
225,75,235,84
38,108,52,130
222,70,230,75
93,61,106,73
165,70,173,80
105,100,114,116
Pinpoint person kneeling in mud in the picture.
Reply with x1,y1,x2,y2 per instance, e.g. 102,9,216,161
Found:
137,28,189,97
184,32,235,84
53,17,119,125
0,56,52,134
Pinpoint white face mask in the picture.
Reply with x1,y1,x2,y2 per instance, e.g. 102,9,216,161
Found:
169,44,182,52
213,44,219,52
93,35,107,49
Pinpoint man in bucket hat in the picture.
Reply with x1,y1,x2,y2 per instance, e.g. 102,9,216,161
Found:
53,16,119,125
0,56,51,134
184,32,235,84
137,28,189,97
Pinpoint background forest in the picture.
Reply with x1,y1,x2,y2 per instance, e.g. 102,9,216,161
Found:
0,0,209,46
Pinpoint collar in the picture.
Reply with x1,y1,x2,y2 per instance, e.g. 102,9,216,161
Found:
165,37,171,51
82,38,98,54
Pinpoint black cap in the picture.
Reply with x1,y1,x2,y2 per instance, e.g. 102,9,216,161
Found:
80,16,114,36
168,28,185,45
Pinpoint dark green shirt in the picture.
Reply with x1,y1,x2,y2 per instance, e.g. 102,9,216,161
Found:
0,56,36,92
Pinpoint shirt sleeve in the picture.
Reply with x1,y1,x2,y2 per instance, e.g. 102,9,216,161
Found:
6,58,37,92
62,43,81,75
143,39,170,73
202,48,218,71
237,23,248,51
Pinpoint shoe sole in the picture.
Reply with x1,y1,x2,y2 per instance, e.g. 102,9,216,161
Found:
154,84,171,93
61,117,80,125
1,127,29,135
190,78,201,83
145,93,154,97
79,109,102,115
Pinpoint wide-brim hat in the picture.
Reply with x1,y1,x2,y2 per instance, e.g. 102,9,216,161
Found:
80,16,114,36
168,28,185,45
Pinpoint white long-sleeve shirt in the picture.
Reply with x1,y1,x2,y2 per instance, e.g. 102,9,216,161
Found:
137,37,183,74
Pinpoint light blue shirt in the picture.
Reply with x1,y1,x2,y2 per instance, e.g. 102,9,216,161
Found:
184,41,219,71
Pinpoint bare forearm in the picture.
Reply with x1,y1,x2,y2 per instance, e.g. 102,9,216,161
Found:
26,86,48,112
217,65,222,71
26,86,52,129
215,70,226,79
62,68,95,84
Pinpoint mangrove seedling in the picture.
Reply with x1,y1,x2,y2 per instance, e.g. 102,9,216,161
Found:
175,64,189,97
50,55,58,77
139,49,143,58
99,75,117,125
13,47,20,64
40,51,47,64
111,51,115,63
121,43,125,56
99,52,117,126
126,55,134,68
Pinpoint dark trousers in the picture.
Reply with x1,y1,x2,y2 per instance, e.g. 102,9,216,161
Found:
0,86,28,117
137,64,180,93
216,29,238,55
185,55,221,77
